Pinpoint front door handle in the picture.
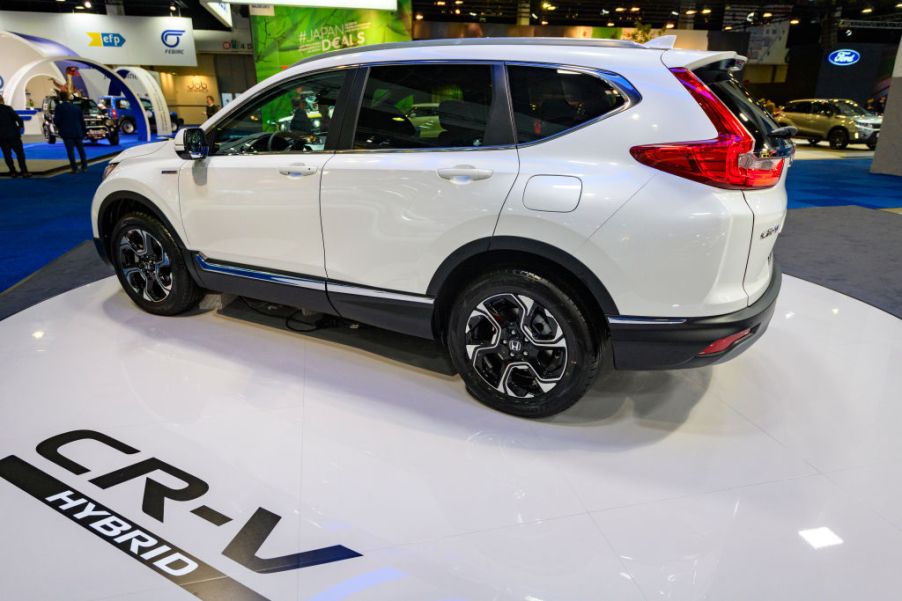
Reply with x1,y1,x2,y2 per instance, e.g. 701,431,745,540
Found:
437,165,493,183
279,163,318,177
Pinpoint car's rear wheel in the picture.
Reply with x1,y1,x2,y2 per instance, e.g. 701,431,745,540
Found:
828,128,849,149
111,212,202,316
447,269,603,418
120,119,136,135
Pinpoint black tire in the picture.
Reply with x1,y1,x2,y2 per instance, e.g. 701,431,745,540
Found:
447,269,603,418
867,139,878,150
120,119,136,135
807,138,820,146
48,134,56,144
108,132,120,145
828,128,849,149
110,212,202,316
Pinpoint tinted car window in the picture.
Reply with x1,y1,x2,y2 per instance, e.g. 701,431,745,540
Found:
785,101,811,114
508,65,626,144
354,64,493,150
211,70,347,155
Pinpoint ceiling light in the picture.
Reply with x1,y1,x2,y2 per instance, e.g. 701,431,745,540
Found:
436,1,445,5
601,8,609,14
630,6,640,12
454,0,463,4
897,2,902,8
671,10,679,15
541,19,548,24
615,6,626,12
453,7,459,13
724,25,732,30
531,11,538,18
56,0,65,2
468,11,476,15
861,7,872,13
686,9,697,15
75,4,84,8
701,7,711,14
607,21,615,26
170,3,177,11
762,11,772,17
665,22,674,28
790,18,799,24
84,0,92,7
415,12,423,19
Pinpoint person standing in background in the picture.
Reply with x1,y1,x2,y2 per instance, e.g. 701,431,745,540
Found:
0,95,30,178
54,93,88,174
205,95,220,119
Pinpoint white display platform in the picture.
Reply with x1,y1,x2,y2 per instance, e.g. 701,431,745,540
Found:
2,275,902,601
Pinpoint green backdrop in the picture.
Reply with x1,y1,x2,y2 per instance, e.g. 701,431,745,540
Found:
251,3,413,83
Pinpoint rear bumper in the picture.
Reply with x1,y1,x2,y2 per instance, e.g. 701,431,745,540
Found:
609,263,782,370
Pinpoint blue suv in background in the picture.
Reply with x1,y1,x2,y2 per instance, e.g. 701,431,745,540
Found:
98,96,182,135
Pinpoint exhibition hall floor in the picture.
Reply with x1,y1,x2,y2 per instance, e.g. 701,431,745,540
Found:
2,275,902,600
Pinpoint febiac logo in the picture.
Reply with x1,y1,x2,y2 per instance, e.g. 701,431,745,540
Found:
161,29,186,55
828,49,860,66
87,32,126,47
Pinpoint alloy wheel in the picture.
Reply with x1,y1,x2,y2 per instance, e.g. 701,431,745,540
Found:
117,228,173,302
465,293,568,398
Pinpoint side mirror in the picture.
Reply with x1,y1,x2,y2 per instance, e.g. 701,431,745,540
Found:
175,127,208,160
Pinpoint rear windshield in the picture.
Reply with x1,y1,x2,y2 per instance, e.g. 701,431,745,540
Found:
693,64,789,154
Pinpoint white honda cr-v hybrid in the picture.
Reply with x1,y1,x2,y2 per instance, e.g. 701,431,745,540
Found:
91,38,791,418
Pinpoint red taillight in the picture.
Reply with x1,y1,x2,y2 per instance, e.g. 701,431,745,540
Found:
697,328,752,356
111,108,118,119
630,68,783,190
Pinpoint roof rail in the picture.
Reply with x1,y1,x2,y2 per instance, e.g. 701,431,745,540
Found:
292,37,646,68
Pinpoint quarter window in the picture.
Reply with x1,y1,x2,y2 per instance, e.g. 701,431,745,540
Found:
507,65,626,144
353,64,494,150
210,70,348,155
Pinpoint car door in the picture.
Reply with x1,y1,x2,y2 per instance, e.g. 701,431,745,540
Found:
320,63,520,324
179,69,350,280
785,101,812,135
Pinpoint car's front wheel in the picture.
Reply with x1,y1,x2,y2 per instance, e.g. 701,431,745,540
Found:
828,128,849,149
447,269,603,418
111,212,202,316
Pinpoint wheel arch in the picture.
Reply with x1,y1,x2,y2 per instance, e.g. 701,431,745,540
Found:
428,236,619,341
96,191,186,262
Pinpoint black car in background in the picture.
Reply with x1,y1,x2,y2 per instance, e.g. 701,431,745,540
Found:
41,96,120,145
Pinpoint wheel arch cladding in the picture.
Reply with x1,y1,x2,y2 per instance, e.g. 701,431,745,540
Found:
97,192,186,260
428,236,619,341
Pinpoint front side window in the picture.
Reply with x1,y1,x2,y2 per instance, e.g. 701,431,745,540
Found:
211,70,348,155
353,64,494,150
508,65,626,144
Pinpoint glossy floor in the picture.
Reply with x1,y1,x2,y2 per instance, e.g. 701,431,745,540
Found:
1,276,901,600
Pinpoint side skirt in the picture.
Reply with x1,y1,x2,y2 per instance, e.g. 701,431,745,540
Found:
191,254,436,340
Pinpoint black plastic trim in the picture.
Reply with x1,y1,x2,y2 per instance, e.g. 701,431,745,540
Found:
427,236,620,316
328,291,435,339
609,263,782,370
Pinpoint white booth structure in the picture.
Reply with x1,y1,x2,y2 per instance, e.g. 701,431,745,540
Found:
0,30,172,142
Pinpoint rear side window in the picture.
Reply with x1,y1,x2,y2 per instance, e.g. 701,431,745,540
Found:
785,101,811,114
507,65,626,144
354,64,494,150
694,65,788,153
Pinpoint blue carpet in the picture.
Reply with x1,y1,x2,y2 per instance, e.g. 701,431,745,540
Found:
0,163,105,292
786,158,902,210
21,133,163,161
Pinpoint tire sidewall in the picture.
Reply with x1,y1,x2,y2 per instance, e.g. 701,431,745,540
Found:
110,213,199,315
447,270,599,418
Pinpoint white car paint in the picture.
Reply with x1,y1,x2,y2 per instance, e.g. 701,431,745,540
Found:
91,39,787,321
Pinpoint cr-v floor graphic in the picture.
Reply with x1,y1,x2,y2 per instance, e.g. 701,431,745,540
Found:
0,429,362,600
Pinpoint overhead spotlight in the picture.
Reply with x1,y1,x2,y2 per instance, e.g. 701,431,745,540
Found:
630,6,640,12
762,11,772,17
84,0,92,7
169,3,176,11
615,6,626,12
436,1,445,5
844,28,852,36
453,7,460,13
861,7,872,13
454,0,463,4
531,12,538,18
415,12,423,19
789,18,799,24
686,9,697,15
665,22,675,28
897,2,902,8
55,0,65,3
671,10,679,15
607,21,615,26
701,7,711,14
724,25,733,30
541,19,548,24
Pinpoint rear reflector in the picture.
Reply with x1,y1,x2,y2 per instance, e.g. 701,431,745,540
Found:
629,68,784,190
697,328,752,356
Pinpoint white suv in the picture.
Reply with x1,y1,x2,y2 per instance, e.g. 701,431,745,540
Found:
91,38,791,418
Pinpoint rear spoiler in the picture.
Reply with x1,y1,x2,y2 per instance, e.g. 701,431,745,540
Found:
661,49,747,71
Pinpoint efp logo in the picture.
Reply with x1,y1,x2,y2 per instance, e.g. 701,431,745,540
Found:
87,32,126,47
161,29,185,48
828,49,861,66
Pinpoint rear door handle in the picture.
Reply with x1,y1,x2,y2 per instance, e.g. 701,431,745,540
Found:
279,163,318,177
437,165,493,182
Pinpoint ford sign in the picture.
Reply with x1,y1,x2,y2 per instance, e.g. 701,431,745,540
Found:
828,49,860,66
